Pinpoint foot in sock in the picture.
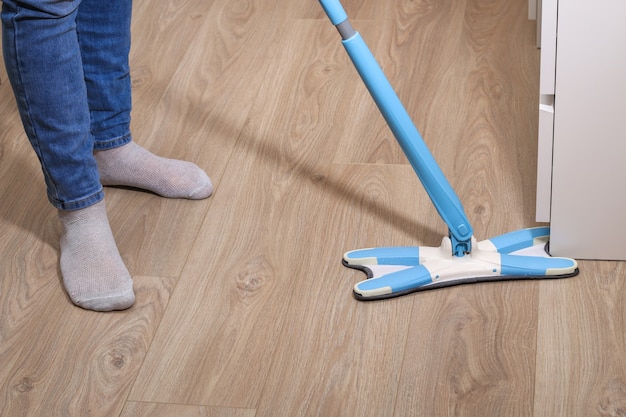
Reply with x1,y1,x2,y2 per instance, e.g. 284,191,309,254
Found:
94,142,213,199
58,200,135,311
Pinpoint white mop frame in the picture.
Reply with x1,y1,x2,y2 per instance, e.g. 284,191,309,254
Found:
319,0,578,300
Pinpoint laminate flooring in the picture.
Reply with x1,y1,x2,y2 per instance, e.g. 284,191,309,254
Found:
1,0,625,416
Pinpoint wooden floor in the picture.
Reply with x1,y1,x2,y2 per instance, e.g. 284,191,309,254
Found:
1,0,625,415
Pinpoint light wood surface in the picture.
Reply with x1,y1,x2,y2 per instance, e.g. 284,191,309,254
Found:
1,0,624,416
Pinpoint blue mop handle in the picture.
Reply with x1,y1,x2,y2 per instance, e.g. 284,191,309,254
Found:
319,0,473,256
319,0,347,24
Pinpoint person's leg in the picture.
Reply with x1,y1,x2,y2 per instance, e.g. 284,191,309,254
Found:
2,0,134,311
77,0,213,199
1,0,102,210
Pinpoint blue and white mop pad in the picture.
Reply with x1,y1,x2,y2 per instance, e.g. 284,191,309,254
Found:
344,227,578,300
318,0,579,300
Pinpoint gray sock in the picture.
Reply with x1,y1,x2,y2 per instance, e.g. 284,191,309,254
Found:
58,200,135,311
95,142,213,199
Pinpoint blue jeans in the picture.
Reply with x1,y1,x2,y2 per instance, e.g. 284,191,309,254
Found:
2,0,133,210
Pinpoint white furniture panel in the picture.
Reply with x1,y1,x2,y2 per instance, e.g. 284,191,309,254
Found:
535,0,557,222
546,0,626,260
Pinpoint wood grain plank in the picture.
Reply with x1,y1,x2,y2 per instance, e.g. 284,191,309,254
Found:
111,0,280,277
121,402,256,417
534,261,626,417
128,18,353,408
394,283,540,417
455,0,542,231
332,0,472,169
0,274,176,417
254,164,433,417
389,2,547,416
129,0,220,112
333,0,541,238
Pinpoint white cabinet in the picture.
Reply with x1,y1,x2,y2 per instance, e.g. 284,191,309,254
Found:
535,0,626,260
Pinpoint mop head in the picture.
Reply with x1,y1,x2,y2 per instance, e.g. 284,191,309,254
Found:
318,0,580,300
343,227,579,300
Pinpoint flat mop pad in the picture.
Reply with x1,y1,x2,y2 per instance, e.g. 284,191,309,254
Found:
344,227,578,300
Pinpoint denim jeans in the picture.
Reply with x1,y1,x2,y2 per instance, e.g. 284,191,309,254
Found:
2,0,133,210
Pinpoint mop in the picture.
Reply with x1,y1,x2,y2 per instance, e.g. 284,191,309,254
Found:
318,0,579,300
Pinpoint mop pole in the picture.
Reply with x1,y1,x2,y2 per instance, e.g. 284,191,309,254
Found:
319,0,473,256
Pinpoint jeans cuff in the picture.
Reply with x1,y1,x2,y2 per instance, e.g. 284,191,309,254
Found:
93,132,132,151
51,188,105,211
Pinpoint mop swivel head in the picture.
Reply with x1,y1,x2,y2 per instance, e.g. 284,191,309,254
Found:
344,227,579,300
